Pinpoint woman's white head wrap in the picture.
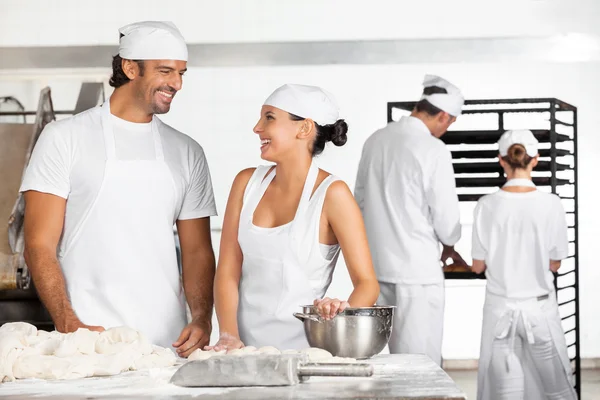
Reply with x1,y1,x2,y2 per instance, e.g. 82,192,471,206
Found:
263,84,340,125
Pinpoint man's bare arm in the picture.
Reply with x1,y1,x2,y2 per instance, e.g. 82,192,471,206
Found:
172,217,216,356
176,217,215,321
23,191,103,332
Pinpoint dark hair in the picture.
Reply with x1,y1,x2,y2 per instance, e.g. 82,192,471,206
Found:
109,33,146,88
289,113,348,157
414,86,448,116
502,144,533,169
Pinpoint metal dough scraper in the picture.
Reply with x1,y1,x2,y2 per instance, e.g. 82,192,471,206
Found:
170,354,374,387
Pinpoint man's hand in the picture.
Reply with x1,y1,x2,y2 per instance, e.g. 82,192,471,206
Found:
441,245,469,269
56,315,105,333
173,317,212,358
204,332,244,353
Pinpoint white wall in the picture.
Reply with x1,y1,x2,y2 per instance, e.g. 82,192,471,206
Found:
1,0,599,46
2,61,598,359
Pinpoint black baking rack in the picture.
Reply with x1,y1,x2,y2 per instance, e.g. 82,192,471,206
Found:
387,98,580,397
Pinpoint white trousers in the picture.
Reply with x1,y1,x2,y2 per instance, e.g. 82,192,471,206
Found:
378,281,445,366
478,292,577,400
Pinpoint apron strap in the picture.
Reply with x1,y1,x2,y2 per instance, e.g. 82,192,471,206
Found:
242,166,276,223
292,160,319,224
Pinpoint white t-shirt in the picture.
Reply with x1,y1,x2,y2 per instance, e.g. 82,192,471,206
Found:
354,116,461,284
19,106,217,257
472,188,568,298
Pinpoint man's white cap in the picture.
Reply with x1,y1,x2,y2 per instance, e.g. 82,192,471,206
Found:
420,74,465,117
263,84,340,126
498,129,539,157
118,21,188,61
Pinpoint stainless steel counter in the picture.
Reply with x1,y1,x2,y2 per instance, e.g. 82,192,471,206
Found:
0,354,467,399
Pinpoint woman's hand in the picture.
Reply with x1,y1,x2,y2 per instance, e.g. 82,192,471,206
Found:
203,332,244,352
313,297,350,320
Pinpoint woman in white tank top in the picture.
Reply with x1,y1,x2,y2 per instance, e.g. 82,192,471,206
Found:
207,84,380,351
472,130,576,400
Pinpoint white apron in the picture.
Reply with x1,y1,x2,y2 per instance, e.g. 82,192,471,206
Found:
477,179,576,400
58,100,187,348
237,162,340,350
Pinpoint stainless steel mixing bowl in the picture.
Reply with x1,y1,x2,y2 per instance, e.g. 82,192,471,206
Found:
293,305,395,359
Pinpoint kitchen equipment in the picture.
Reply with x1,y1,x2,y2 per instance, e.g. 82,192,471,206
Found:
169,353,374,387
293,306,394,359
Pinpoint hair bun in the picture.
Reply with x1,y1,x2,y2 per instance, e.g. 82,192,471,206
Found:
328,119,348,147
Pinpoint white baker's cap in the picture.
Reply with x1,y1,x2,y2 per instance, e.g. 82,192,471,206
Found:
263,84,340,125
118,21,188,61
498,129,539,157
420,74,465,117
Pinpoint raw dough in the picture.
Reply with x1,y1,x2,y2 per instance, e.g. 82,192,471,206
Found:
0,322,37,338
132,346,177,370
226,348,246,356
95,327,152,356
188,348,227,361
0,322,176,382
301,347,333,362
257,346,281,355
241,346,257,353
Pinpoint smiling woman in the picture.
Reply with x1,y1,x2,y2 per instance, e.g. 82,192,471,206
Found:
207,84,380,353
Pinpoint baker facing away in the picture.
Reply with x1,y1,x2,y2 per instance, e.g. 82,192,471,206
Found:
354,74,467,366
20,21,217,357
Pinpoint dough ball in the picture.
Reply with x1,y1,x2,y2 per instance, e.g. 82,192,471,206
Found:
301,347,333,362
226,348,245,356
133,347,176,370
71,328,100,355
53,335,79,358
13,354,95,380
188,349,213,361
0,322,37,339
257,346,281,355
0,334,25,382
95,327,152,356
241,346,257,354
92,353,135,376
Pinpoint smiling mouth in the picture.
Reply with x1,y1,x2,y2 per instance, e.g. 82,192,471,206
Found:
260,139,271,146
157,90,175,100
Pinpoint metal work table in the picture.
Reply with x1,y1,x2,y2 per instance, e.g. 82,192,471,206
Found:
0,354,466,399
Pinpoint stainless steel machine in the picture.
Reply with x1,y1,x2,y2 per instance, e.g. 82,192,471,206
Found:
0,83,105,330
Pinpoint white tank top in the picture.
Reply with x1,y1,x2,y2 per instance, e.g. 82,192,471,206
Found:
237,162,341,350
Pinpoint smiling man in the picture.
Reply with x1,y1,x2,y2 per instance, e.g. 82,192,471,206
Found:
19,21,217,358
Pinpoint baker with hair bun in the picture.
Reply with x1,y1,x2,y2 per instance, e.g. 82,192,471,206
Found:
472,129,577,399
207,84,380,351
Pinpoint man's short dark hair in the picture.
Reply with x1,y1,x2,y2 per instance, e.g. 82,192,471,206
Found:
108,54,145,88
414,86,448,116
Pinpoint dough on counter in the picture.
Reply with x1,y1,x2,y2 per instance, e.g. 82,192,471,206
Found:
0,322,176,382
241,346,257,353
301,347,333,362
132,346,177,370
188,348,226,361
257,346,281,355
0,322,37,338
226,348,246,356
95,327,153,356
